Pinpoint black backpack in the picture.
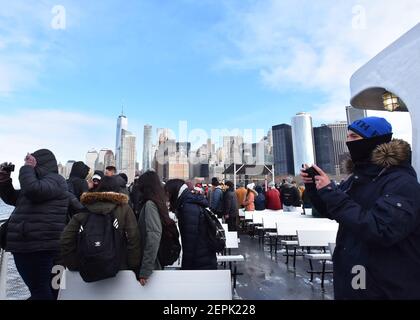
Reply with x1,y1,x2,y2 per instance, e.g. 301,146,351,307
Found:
201,207,226,253
77,211,124,283
157,219,181,267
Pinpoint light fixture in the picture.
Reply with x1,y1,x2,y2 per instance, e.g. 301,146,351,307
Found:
382,92,401,112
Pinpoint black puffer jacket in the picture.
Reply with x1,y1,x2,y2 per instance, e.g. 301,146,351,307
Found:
176,190,217,270
307,140,420,300
0,149,69,253
67,161,90,200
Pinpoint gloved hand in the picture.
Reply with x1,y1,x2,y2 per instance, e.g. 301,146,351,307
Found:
24,153,37,168
0,163,11,183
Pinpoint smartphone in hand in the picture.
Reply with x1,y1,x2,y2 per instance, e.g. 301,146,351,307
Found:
304,166,320,179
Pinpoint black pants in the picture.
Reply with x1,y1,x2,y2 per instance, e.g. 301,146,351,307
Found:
13,251,59,300
226,215,237,231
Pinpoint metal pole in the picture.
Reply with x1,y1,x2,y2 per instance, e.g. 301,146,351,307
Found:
233,164,236,188
272,164,275,184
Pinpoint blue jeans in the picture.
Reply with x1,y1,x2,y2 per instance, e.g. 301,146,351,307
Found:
13,251,59,300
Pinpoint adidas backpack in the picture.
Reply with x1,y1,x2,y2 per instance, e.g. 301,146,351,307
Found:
77,211,124,282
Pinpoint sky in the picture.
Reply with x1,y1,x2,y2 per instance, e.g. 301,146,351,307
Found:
0,0,419,179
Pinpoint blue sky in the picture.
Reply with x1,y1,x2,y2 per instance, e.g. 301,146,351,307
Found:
0,0,418,170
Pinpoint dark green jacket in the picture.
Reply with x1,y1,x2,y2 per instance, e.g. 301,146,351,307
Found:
60,192,140,273
138,200,162,278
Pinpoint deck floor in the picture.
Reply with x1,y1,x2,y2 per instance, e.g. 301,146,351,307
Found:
231,233,334,300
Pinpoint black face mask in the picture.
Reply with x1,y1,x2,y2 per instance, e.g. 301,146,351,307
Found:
346,134,393,163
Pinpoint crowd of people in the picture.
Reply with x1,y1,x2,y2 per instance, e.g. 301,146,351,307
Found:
1,116,420,300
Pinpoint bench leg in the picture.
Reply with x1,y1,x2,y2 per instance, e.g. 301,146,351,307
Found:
309,260,314,282
285,246,289,264
233,263,237,289
321,261,326,289
274,237,278,258
293,247,297,268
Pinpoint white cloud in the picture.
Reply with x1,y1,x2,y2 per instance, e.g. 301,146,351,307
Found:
215,0,420,139
0,0,80,95
0,109,115,183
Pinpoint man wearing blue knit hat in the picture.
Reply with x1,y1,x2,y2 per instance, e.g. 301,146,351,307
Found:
301,117,420,300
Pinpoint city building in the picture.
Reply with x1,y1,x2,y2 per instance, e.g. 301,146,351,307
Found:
65,160,76,179
97,149,115,172
120,129,137,183
327,121,349,175
346,106,367,125
313,125,336,175
86,149,98,172
143,124,153,172
291,112,316,176
223,136,244,165
272,124,294,176
115,112,128,171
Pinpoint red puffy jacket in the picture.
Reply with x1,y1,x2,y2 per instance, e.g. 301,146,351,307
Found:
265,188,282,210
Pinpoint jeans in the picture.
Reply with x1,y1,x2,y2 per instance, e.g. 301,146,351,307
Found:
13,251,59,300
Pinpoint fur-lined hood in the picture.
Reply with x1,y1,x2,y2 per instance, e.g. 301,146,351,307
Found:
80,192,129,205
344,139,411,174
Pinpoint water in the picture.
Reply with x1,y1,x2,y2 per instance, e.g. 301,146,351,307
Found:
0,199,13,221
0,199,30,300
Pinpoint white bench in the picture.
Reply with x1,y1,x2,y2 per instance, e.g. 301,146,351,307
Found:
58,270,232,300
297,229,338,288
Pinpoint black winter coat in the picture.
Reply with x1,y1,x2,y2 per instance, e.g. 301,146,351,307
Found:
281,185,301,207
67,161,90,200
223,189,239,218
0,149,69,253
176,190,217,270
307,140,420,300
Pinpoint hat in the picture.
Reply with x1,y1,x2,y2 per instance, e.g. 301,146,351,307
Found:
348,117,393,139
97,176,120,193
92,174,102,181
247,183,255,190
269,182,275,188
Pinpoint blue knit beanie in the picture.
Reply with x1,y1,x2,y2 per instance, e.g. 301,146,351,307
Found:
348,117,393,139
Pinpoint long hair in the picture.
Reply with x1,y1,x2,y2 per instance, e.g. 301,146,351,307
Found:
136,171,172,226
164,179,185,213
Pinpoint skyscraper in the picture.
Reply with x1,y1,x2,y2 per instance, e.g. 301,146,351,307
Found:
291,113,315,176
346,106,367,125
86,149,99,172
327,122,349,175
65,160,76,179
222,136,244,165
272,124,294,176
115,112,128,171
120,129,137,183
313,125,335,175
143,124,153,172
97,149,115,171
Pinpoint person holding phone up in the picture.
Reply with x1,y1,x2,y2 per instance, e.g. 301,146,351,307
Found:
301,117,420,300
